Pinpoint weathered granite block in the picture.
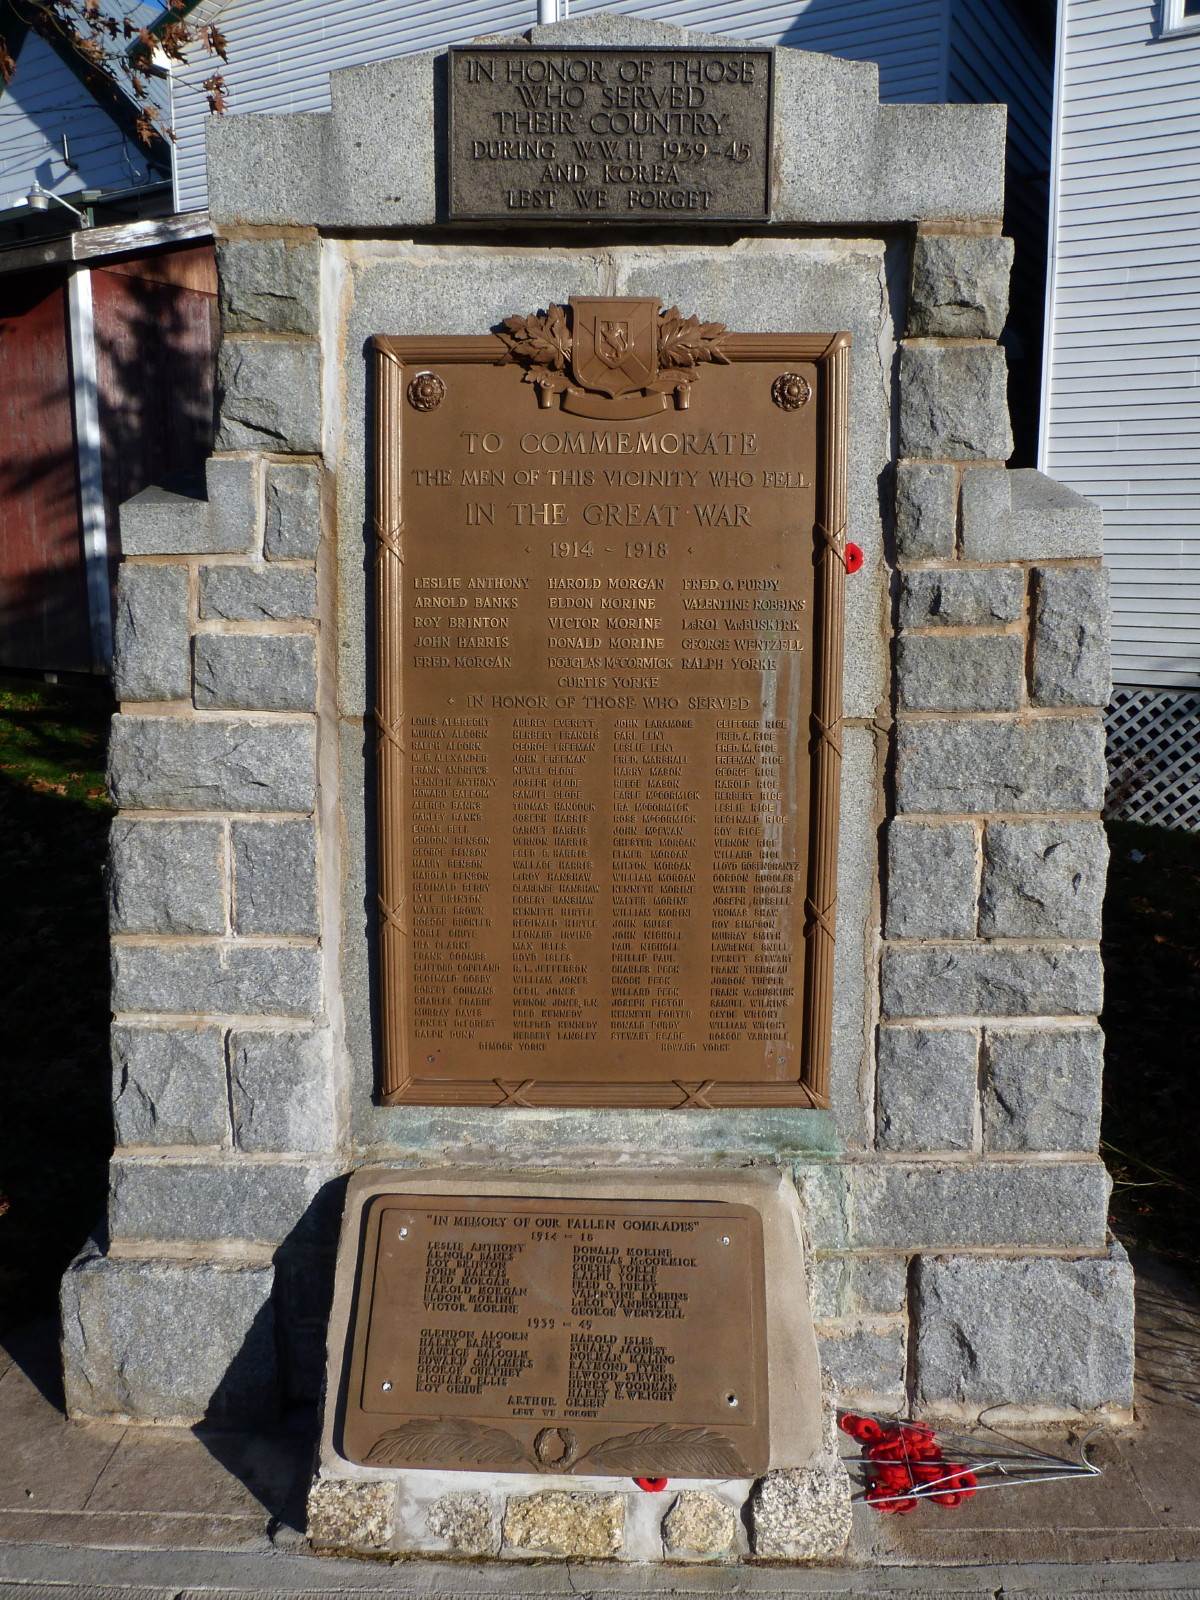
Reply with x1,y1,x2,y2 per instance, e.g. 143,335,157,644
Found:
899,567,1024,629
886,819,978,939
264,462,322,559
218,237,320,334
913,1245,1134,1412
309,1478,396,1552
811,1255,909,1320
200,565,317,622
232,819,318,934
217,338,321,454
852,1160,1110,1249
208,111,329,230
194,634,317,712
113,565,190,702
894,462,956,560
876,1026,977,1151
119,486,221,557
881,944,1102,1018
1031,566,1111,708
324,51,439,231
111,1025,228,1147
897,632,1025,711
898,344,1012,462
426,1492,500,1556
108,717,316,812
908,233,1014,339
749,1466,852,1561
108,1155,338,1244
983,1025,1104,1152
852,1256,909,1313
793,1162,854,1251
872,101,1005,225
112,943,321,1017
895,715,1106,814
980,821,1108,939
961,467,1103,560
662,1491,737,1558
108,819,225,935
503,1493,624,1558
205,457,262,555
61,1244,278,1423
228,1027,335,1153
816,1324,905,1396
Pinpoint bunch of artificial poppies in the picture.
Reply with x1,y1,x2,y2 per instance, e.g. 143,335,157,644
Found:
838,1413,978,1513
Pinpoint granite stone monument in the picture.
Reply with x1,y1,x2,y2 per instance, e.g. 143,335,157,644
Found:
62,14,1132,1565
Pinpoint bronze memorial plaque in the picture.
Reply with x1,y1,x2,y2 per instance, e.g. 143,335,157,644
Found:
340,1194,769,1475
374,298,850,1108
448,46,772,223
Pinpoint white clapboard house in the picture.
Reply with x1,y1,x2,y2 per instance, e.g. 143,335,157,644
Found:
1041,0,1200,828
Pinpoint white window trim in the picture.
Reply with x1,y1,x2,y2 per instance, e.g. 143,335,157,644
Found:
1161,0,1200,38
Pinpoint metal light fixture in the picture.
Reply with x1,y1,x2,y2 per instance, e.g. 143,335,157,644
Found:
26,180,86,221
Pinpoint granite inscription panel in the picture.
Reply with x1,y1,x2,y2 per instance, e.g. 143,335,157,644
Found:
373,299,850,1107
340,1194,769,1475
448,47,773,222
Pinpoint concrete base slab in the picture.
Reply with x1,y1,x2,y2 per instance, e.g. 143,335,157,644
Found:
0,1254,1196,1582
1,1544,1200,1599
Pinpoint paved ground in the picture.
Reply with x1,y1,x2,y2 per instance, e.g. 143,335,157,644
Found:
0,1251,1197,1597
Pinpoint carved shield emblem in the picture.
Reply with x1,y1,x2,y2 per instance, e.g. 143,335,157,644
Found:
570,297,660,397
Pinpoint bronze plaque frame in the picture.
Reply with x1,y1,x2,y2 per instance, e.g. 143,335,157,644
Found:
339,1193,770,1476
373,322,849,1109
446,46,774,225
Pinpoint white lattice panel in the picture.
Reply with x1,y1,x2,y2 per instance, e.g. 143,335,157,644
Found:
1105,689,1200,832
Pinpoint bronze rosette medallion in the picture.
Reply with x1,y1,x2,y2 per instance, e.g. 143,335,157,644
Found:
406,371,446,411
772,371,812,411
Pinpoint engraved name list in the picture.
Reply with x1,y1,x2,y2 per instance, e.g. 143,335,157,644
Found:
341,1194,769,1475
374,304,849,1108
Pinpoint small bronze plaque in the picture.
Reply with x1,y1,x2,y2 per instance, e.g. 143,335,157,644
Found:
448,46,773,223
340,1194,769,1476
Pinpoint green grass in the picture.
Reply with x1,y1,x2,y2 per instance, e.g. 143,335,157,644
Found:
0,675,114,1331
1102,820,1200,1285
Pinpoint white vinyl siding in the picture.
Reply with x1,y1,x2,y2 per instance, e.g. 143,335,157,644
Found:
168,0,950,213
1043,0,1200,689
0,30,162,212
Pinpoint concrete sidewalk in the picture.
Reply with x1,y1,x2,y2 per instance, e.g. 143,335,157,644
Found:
0,1252,1197,1595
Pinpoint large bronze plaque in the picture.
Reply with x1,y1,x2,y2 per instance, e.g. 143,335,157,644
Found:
340,1194,769,1475
448,46,772,223
374,300,850,1108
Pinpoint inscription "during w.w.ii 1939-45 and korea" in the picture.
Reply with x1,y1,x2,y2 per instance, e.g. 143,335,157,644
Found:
448,47,773,222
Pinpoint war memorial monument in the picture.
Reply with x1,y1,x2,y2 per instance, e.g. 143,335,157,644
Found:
64,14,1133,1563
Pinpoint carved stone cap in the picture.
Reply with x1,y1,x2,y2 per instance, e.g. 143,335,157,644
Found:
207,15,1004,230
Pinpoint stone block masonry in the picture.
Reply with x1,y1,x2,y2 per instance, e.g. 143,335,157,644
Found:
870,208,1124,1419
75,423,332,1419
65,14,1132,1545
